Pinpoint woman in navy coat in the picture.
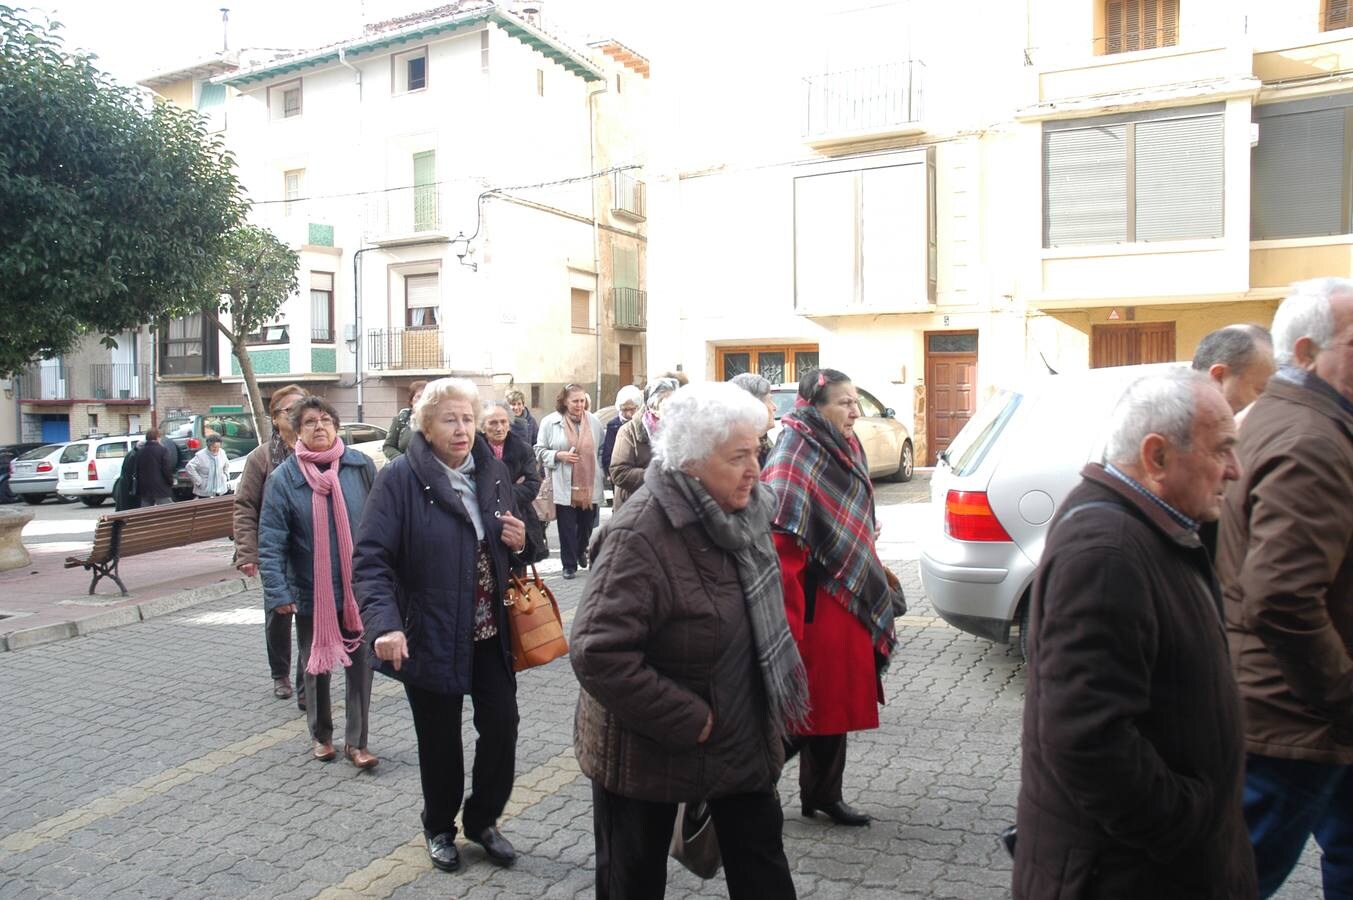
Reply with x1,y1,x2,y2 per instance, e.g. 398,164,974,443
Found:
354,378,527,874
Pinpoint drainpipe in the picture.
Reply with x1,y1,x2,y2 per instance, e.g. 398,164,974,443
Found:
337,47,362,99
588,78,610,406
353,245,374,425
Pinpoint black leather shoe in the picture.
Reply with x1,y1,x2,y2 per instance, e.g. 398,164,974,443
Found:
562,570,576,580
802,800,871,826
470,826,516,866
578,552,589,569
426,832,460,872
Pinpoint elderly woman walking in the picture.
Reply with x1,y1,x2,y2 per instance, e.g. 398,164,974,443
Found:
731,372,779,466
572,381,805,900
763,367,906,827
259,396,378,768
383,381,428,460
235,384,308,703
481,400,546,565
601,385,642,476
187,435,231,498
608,377,679,511
355,378,528,874
535,383,604,579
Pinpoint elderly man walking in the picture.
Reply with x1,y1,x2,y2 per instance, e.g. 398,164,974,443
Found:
1192,323,1276,415
1013,369,1256,899
1217,277,1353,899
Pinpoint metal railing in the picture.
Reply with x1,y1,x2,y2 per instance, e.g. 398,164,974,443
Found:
311,326,335,342
366,185,444,239
366,327,449,371
803,59,925,138
90,363,150,400
15,367,69,400
612,286,647,330
612,172,646,220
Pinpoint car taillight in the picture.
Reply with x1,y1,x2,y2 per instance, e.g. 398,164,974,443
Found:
944,490,1014,542
36,461,53,473
187,438,201,450
88,460,98,480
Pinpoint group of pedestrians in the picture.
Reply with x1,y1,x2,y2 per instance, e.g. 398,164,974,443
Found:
1015,277,1353,900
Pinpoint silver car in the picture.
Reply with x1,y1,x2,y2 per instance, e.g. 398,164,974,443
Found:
8,443,67,504
918,363,1182,656
769,385,914,482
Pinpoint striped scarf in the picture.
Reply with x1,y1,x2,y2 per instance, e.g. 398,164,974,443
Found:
763,407,903,669
669,471,810,734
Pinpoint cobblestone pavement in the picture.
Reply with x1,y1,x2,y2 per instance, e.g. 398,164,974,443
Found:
0,477,1321,898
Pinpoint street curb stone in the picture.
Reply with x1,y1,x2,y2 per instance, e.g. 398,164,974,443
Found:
1,575,261,652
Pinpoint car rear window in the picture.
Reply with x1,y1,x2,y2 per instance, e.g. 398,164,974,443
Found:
19,444,60,461
944,389,1021,477
60,444,89,464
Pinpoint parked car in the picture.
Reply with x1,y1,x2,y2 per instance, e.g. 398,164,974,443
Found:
162,412,260,499
8,443,68,505
225,421,390,492
55,434,146,507
0,443,47,503
917,362,1183,658
768,383,914,482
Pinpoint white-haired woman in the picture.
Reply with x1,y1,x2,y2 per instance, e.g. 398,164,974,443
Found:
601,384,643,479
354,378,528,874
608,377,679,511
535,383,604,579
572,381,805,899
731,372,779,466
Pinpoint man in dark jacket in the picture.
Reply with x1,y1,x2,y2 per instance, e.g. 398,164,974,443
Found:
1217,279,1353,898
1014,369,1256,899
135,428,176,506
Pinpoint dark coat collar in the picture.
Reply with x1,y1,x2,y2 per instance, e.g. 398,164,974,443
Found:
639,460,699,530
1080,463,1204,550
406,432,504,525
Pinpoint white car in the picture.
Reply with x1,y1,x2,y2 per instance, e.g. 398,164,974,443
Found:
225,422,389,492
55,434,145,507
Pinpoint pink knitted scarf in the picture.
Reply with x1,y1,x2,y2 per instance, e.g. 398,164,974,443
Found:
294,438,363,674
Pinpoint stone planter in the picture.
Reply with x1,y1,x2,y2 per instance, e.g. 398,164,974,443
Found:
0,506,34,572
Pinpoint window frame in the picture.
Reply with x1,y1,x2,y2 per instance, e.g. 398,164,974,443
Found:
1251,96,1353,240
1099,0,1180,56
310,271,335,342
405,272,441,328
392,46,429,94
283,169,304,218
570,287,593,334
1325,0,1351,31
269,79,303,121
716,344,821,384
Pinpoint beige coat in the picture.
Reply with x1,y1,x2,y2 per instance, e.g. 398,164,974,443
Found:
607,416,652,510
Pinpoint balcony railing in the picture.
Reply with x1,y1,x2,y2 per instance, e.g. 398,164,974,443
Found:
803,59,925,140
367,327,450,371
15,367,69,400
312,325,335,342
613,286,647,330
91,363,150,400
365,185,448,244
612,172,646,221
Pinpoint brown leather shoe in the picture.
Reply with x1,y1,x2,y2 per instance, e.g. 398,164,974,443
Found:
345,746,378,770
273,677,293,700
312,740,336,762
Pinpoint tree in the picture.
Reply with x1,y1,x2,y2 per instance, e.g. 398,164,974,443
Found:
191,225,299,441
0,6,244,374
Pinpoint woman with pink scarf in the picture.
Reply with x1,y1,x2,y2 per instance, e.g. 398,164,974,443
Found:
259,396,379,768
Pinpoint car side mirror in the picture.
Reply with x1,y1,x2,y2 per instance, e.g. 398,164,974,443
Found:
882,408,896,419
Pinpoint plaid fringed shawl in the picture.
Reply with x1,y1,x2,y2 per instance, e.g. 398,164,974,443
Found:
763,407,902,669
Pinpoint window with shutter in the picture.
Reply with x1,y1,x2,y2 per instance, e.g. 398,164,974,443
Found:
1252,101,1351,239
1327,0,1351,30
1134,115,1223,241
310,272,334,342
1102,0,1179,55
406,273,440,327
1044,126,1129,246
571,288,592,333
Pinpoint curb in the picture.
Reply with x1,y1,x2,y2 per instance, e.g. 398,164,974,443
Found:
1,575,262,653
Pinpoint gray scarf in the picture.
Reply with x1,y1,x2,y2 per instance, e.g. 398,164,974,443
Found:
670,471,811,734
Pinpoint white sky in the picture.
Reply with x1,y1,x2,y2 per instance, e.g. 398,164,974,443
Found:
26,0,657,87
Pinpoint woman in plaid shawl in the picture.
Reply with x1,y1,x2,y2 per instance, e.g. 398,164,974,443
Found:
763,367,906,827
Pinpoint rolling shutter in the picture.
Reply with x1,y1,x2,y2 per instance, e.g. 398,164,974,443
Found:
1043,125,1128,246
1252,108,1347,239
1328,0,1351,30
1135,114,1224,241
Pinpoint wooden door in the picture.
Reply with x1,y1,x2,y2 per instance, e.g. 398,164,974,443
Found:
618,345,634,386
925,331,978,466
1091,322,1176,368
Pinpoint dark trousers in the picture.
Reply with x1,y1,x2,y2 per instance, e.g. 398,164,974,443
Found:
784,733,847,807
265,609,304,694
1244,753,1352,898
590,781,796,900
555,503,596,573
296,615,372,748
404,638,519,839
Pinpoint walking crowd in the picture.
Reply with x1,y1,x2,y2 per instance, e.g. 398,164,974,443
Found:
221,275,1352,900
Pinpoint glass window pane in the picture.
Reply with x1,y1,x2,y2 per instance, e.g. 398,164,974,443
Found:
927,333,978,353
722,352,750,380
757,352,786,384
794,351,819,379
856,389,882,418
407,56,427,90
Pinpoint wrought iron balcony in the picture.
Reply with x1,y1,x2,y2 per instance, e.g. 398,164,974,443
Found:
91,363,150,400
364,185,449,246
803,59,926,147
15,367,70,401
612,172,646,221
612,286,647,330
367,327,450,371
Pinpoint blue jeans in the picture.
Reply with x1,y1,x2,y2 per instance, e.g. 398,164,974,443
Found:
1244,752,1353,898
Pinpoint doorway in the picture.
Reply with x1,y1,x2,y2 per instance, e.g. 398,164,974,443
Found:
1090,322,1176,368
925,331,978,466
619,344,634,387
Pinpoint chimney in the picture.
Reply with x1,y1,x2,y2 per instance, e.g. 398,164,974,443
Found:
219,7,230,51
510,1,543,27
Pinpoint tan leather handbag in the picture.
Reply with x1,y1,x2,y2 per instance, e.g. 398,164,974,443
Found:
504,566,569,672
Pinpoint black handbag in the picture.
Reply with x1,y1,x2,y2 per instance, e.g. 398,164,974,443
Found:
669,801,721,879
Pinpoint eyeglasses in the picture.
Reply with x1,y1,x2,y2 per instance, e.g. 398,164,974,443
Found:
300,415,336,431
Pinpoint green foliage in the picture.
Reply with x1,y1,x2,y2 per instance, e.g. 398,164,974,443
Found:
201,224,299,342
0,5,245,374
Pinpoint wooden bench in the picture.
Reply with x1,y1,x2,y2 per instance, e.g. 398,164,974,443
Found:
64,495,236,596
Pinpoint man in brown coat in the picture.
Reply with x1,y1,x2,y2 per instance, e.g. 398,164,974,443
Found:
1014,369,1256,899
1217,278,1353,898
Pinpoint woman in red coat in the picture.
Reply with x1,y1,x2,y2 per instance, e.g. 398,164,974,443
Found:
763,367,906,826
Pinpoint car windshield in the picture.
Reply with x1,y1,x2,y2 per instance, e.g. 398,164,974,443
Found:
944,389,1022,477
771,390,797,420
19,444,60,461
162,416,194,438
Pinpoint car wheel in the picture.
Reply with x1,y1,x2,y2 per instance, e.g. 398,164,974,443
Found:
80,496,106,508
889,441,915,483
20,494,45,505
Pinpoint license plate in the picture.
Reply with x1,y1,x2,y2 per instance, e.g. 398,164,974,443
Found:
63,471,78,479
